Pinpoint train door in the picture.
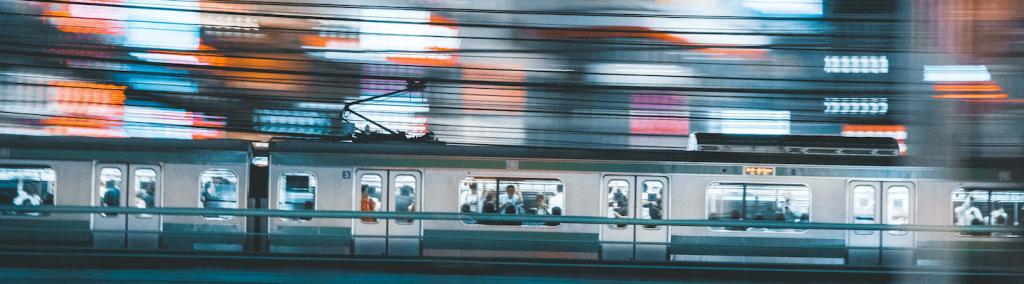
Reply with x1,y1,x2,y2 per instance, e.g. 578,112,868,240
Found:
846,181,914,266
881,181,914,266
352,169,422,256
600,175,669,261
93,163,162,249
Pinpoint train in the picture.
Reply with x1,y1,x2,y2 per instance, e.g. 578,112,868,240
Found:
0,133,1021,269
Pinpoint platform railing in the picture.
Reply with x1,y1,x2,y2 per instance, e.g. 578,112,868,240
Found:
1,205,1021,234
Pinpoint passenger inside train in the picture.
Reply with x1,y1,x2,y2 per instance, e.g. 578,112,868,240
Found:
1,168,56,216
360,185,380,223
953,189,1023,237
458,178,564,226
499,185,524,215
100,179,121,217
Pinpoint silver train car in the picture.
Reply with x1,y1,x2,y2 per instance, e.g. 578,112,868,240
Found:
268,139,1023,268
0,135,252,251
2,134,1022,270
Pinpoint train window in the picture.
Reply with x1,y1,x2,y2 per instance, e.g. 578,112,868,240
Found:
394,175,416,224
458,177,563,226
706,183,811,233
0,167,55,216
133,169,157,218
640,180,664,229
199,169,238,220
886,186,910,235
99,168,123,217
359,174,383,223
852,185,876,235
607,179,630,228
278,173,316,221
953,188,1022,237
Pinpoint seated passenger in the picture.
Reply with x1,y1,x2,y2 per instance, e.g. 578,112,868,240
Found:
499,185,523,214
534,194,549,215
480,191,498,224
725,210,746,231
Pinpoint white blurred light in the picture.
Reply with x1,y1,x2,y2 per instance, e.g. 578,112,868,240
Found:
742,0,823,16
585,64,694,86
717,109,791,135
923,65,991,82
824,98,888,115
824,56,889,74
125,0,200,50
252,156,269,167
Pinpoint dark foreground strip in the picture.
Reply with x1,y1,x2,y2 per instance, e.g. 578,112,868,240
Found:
0,249,1020,283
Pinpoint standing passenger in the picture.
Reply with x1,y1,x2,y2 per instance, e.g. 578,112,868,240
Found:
14,182,42,207
549,185,564,215
460,183,482,213
360,185,378,222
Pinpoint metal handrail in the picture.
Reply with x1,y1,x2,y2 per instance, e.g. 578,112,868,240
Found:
1,205,1021,233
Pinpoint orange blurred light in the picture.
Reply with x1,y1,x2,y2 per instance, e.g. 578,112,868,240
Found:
842,124,907,133
49,81,126,105
932,84,1002,92
933,93,1008,99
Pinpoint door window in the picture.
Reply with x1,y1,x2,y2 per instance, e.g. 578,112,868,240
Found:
393,175,416,224
886,186,910,235
852,185,876,235
607,179,630,228
133,169,157,218
99,168,123,217
640,180,664,229
359,174,383,223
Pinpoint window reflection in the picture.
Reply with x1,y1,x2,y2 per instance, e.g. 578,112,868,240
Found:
200,169,238,220
852,185,876,235
0,167,56,216
640,180,664,229
607,179,629,228
133,168,157,218
279,173,316,221
394,175,416,224
886,186,909,235
953,188,1022,237
706,183,811,232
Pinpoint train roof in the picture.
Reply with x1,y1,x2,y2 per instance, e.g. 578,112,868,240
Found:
0,135,251,152
270,139,902,167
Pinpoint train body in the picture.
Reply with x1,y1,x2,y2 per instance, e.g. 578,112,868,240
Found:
1,134,1021,269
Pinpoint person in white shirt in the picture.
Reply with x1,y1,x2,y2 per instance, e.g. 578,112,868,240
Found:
548,185,564,215
14,182,42,206
499,185,523,214
460,183,482,213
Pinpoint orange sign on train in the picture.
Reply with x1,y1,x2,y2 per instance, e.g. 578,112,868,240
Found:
743,166,776,176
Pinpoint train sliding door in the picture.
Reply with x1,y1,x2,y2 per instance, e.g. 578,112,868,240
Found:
600,175,669,261
847,181,915,266
93,163,162,249
352,169,422,256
